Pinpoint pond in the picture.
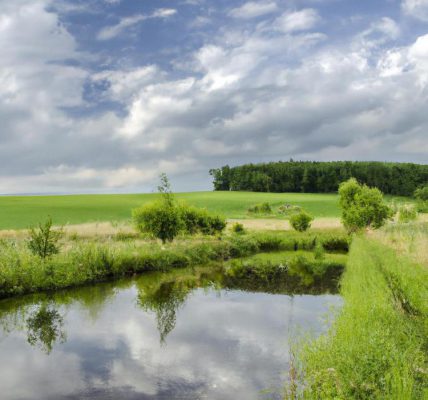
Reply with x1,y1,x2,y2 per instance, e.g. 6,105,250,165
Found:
0,265,341,400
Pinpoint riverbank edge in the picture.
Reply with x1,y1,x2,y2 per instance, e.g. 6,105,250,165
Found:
0,231,349,300
291,235,428,399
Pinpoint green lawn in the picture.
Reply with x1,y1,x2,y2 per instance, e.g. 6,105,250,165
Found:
0,191,411,230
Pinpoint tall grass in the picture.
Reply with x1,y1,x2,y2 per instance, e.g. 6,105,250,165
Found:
0,230,349,299
294,236,428,399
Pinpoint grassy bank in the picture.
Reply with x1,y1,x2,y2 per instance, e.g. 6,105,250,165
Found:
0,191,412,229
0,230,349,299
293,235,428,399
225,250,346,295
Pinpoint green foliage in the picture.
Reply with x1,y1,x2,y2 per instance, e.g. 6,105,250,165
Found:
231,222,246,234
211,161,428,196
313,242,325,261
398,205,417,223
132,174,183,243
278,204,301,215
416,200,428,213
133,175,225,243
157,172,174,207
27,217,63,259
0,230,349,299
226,253,344,293
247,202,272,214
289,211,314,232
179,203,226,235
339,178,393,233
414,185,428,213
132,201,182,244
26,304,66,354
414,185,428,201
297,237,428,399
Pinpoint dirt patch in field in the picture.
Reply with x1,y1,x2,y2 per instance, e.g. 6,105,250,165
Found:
227,218,342,231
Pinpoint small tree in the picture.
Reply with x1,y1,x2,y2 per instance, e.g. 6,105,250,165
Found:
289,210,314,232
133,174,182,243
27,217,63,259
133,201,182,244
339,178,393,233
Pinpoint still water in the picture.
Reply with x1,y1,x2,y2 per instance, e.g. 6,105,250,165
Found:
0,266,340,400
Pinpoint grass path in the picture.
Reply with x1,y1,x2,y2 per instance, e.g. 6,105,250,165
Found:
295,231,428,399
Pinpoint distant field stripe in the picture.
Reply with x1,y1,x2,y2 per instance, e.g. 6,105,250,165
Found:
0,191,409,229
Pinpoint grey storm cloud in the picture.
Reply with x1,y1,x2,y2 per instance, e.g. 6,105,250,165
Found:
0,0,427,193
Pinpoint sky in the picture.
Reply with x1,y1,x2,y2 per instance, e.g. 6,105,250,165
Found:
1,0,428,194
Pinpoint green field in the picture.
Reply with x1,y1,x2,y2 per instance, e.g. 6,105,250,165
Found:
0,191,412,230
0,192,340,229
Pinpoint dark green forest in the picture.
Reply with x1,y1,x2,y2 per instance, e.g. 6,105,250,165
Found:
210,161,428,196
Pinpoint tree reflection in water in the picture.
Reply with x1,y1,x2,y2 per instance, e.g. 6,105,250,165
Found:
136,270,220,344
26,303,66,354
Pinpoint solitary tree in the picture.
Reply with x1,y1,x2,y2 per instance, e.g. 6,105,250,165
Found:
132,174,182,243
339,178,393,233
27,217,63,259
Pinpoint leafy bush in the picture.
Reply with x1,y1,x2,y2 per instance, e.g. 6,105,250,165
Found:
179,203,226,235
414,185,428,201
398,205,417,223
416,200,428,213
231,222,245,234
248,202,272,214
228,235,259,257
132,174,183,243
339,178,393,233
319,234,350,252
289,211,314,232
314,242,325,261
278,204,301,215
27,217,63,259
132,201,182,244
414,186,428,214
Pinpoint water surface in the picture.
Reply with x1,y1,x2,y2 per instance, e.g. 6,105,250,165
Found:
0,266,340,400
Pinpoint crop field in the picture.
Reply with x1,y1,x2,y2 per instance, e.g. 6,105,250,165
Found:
0,191,411,230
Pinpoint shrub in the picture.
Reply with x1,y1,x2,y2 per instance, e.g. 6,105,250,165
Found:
319,234,350,252
228,235,259,257
179,203,226,236
231,222,245,234
278,204,301,215
414,185,428,201
132,201,182,244
132,174,183,243
289,211,314,232
248,202,272,214
314,242,325,261
398,205,417,223
339,178,393,233
27,217,63,259
416,201,428,213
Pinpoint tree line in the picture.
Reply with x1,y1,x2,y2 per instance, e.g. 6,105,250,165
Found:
209,161,428,196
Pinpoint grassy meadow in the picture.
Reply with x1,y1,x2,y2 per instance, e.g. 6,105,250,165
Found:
0,191,413,230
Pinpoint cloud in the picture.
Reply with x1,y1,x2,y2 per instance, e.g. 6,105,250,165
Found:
273,8,320,33
402,0,428,21
0,1,427,194
228,1,278,19
97,8,177,40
